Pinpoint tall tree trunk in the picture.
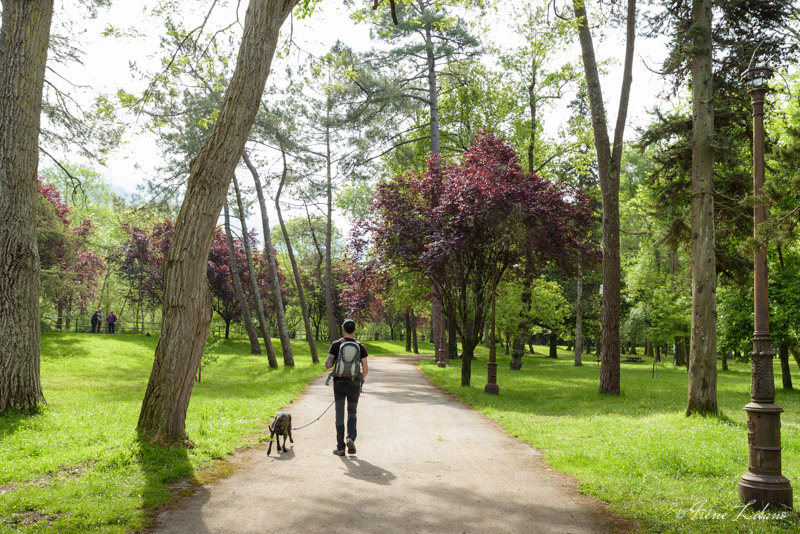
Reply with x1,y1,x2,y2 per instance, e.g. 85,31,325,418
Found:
675,338,687,367
237,158,293,366
323,118,338,343
448,314,458,360
573,0,636,396
445,300,460,359
779,344,793,390
574,263,584,366
274,188,318,363
224,202,261,354
511,278,532,371
137,0,297,444
424,19,444,358
411,309,419,354
405,312,412,352
549,331,558,359
528,73,537,173
722,350,729,371
686,0,717,416
232,174,279,367
0,0,54,414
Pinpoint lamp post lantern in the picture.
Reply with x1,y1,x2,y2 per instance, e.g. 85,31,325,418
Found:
737,64,793,511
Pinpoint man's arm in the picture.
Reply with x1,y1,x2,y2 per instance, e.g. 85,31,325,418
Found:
361,358,368,379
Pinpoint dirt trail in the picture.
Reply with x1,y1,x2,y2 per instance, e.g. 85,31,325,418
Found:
151,355,636,534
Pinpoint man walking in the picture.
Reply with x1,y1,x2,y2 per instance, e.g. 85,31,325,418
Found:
326,319,368,456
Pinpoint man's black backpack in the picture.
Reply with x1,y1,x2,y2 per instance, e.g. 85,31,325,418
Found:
333,338,362,380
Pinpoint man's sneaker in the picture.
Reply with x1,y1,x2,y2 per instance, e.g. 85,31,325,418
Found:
333,448,345,456
346,438,356,455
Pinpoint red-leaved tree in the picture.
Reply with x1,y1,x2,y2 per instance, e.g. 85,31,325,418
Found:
371,132,593,386
37,181,105,326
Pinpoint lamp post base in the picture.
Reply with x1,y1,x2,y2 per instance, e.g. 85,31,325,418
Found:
484,361,499,395
738,472,793,511
738,401,793,511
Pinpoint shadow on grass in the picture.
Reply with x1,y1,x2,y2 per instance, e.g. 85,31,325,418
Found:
136,441,194,511
423,352,787,420
0,410,30,440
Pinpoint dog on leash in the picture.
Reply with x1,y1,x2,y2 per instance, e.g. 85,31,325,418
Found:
267,411,293,454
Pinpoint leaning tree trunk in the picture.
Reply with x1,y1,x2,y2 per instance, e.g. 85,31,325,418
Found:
511,278,532,371
275,164,318,363
234,167,292,366
232,174,279,368
137,0,298,445
573,0,635,396
686,0,717,416
0,0,54,414
574,263,583,366
224,202,261,354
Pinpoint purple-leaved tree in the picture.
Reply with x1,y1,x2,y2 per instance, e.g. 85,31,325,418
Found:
370,132,593,386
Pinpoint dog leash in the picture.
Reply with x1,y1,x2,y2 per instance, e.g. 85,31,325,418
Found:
292,400,335,431
291,378,366,431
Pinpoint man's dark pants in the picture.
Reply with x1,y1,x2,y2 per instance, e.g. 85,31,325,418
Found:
333,379,360,451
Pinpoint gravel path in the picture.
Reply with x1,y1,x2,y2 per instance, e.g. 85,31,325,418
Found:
151,355,637,534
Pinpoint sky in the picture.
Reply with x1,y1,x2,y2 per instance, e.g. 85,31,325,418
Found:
53,0,671,238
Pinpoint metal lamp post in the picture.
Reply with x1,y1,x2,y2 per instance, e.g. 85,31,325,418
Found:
484,283,499,394
437,307,448,368
737,65,793,511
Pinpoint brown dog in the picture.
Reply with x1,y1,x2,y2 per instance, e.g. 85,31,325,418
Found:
267,411,293,454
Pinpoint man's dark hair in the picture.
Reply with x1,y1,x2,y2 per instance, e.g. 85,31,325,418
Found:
342,319,356,334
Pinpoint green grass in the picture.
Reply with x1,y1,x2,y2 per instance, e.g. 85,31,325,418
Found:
0,333,425,533
420,348,800,533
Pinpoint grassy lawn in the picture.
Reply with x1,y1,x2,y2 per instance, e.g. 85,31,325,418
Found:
420,347,800,533
0,332,425,533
